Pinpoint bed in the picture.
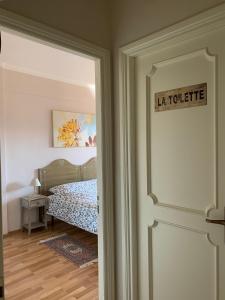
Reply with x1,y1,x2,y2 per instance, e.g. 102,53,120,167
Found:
38,157,98,234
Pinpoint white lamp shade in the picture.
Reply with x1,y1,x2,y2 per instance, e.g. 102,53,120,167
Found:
34,178,41,187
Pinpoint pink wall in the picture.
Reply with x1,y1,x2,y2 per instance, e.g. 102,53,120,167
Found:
2,69,96,233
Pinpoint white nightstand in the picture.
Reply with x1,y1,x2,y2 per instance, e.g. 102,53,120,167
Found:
21,194,48,235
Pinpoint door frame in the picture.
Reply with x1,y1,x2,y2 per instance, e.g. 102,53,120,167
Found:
119,3,225,300
0,8,115,300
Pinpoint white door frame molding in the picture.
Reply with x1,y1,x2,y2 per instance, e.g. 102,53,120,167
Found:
119,3,225,300
0,8,115,300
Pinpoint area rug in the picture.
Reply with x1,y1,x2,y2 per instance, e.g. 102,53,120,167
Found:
40,234,98,268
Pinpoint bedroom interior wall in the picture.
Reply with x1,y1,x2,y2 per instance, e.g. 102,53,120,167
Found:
2,68,96,233
0,67,7,236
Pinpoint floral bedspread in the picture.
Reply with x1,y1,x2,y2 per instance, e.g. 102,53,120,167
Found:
47,179,98,234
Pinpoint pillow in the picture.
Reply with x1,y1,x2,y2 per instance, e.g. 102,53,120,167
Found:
49,179,97,195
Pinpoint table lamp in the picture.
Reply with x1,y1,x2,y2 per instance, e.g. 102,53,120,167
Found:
34,178,41,194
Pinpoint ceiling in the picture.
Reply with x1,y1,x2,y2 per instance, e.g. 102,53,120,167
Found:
0,30,95,88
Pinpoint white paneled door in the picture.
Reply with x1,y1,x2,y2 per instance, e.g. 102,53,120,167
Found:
134,17,225,300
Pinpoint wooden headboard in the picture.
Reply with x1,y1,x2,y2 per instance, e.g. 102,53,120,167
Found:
38,157,96,194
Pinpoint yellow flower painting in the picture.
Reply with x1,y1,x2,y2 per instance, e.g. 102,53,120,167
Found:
53,110,96,148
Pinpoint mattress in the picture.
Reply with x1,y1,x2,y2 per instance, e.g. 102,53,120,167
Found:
47,179,98,234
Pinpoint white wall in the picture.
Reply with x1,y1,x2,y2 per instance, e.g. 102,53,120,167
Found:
2,68,96,233
1,31,96,88
0,0,111,49
112,0,224,47
0,67,8,235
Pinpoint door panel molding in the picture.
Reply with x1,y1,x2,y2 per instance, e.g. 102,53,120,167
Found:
148,220,219,300
146,48,217,216
119,3,225,299
0,8,115,300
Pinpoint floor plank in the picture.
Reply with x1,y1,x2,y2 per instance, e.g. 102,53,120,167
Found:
3,222,98,300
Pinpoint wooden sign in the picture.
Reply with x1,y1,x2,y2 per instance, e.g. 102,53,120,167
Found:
155,83,207,112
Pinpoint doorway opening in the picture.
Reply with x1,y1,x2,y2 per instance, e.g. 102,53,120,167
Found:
0,28,106,300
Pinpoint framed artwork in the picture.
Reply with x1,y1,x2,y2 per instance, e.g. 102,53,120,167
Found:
52,110,96,148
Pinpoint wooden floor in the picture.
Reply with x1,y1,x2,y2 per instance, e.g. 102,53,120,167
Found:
3,222,98,300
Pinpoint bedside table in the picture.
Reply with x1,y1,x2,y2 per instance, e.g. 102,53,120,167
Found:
21,194,48,235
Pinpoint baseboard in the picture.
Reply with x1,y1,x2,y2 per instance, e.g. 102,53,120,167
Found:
3,228,21,238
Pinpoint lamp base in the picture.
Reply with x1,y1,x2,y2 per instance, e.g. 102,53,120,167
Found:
34,187,40,195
